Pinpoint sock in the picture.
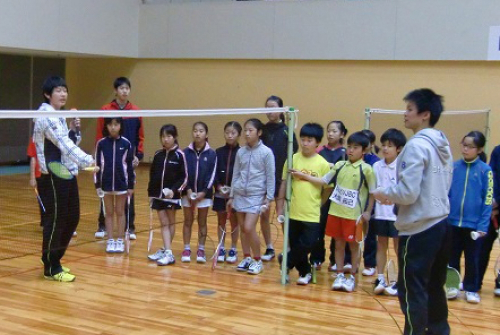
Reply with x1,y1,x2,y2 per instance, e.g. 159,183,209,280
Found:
267,244,274,250
198,245,205,251
254,257,261,261
244,253,251,258
231,247,237,251
378,274,385,280
184,245,190,250
166,249,172,254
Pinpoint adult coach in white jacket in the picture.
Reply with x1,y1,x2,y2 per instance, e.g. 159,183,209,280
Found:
373,89,453,335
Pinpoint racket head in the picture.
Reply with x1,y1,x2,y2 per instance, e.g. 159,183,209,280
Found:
446,266,461,290
47,161,73,180
386,259,397,283
355,215,366,243
125,232,130,254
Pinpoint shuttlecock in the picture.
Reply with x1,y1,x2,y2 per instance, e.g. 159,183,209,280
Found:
190,192,198,200
162,188,174,198
96,188,105,198
470,231,480,240
277,215,285,223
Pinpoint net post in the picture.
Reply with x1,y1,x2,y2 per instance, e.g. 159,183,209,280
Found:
485,109,491,155
364,108,371,129
281,106,295,285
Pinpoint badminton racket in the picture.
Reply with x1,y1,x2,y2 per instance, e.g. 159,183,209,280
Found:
386,248,397,285
212,212,232,271
125,195,131,255
445,266,461,297
47,161,74,180
33,187,46,213
148,199,154,252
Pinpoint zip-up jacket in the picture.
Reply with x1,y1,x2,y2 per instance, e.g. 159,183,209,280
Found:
94,136,135,191
214,143,240,198
148,145,188,199
318,145,347,165
448,157,493,232
262,122,298,185
230,140,275,200
184,143,217,198
381,128,453,235
95,100,145,160
490,145,500,205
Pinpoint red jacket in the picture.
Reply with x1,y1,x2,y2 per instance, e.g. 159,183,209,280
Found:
95,100,145,160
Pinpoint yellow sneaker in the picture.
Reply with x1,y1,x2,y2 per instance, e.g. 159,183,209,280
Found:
40,259,71,273
44,272,76,282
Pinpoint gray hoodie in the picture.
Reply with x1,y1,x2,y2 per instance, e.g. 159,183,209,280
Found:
382,128,453,235
230,140,275,200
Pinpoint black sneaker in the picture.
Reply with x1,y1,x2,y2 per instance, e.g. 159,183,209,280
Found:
262,248,275,261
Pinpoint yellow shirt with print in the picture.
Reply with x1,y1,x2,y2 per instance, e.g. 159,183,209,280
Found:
282,152,331,222
325,159,376,220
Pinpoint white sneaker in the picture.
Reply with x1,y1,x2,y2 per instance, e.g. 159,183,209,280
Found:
148,248,165,261
465,291,480,304
181,249,191,263
226,249,238,264
95,229,107,239
332,273,345,291
344,263,352,272
373,277,387,295
129,233,137,240
247,259,263,275
157,250,175,266
72,231,77,237
329,264,337,272
362,267,376,276
297,273,312,286
385,282,398,296
217,249,226,263
106,239,115,253
447,287,459,300
237,257,252,272
494,287,500,297
115,239,125,253
343,274,355,292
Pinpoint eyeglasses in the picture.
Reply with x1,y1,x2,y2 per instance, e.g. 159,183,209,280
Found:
460,143,477,150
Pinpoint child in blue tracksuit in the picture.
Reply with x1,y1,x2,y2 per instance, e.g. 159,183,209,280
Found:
182,121,217,264
448,131,493,304
95,117,135,254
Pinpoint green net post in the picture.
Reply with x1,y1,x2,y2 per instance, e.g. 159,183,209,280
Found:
281,107,295,285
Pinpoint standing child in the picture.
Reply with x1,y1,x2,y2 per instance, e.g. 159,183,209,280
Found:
95,118,135,253
311,120,349,272
213,121,241,263
276,123,331,285
95,77,144,240
372,128,407,296
147,124,188,266
182,122,217,263
228,118,275,275
447,131,492,303
373,89,453,335
323,131,376,292
261,95,298,261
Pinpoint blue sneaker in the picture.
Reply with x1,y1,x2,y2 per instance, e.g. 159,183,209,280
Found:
226,249,238,264
217,248,226,263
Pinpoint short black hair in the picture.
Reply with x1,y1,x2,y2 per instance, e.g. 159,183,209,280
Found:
224,121,242,135
404,88,444,127
265,95,283,108
347,131,370,150
380,128,407,148
42,76,68,103
463,130,487,162
102,118,124,137
114,77,131,89
300,123,324,143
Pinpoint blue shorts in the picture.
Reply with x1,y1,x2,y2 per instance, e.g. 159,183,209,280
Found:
373,219,398,238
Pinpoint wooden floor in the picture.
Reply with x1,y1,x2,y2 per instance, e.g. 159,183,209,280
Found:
0,166,499,335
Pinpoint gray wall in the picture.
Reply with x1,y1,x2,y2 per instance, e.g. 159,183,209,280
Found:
0,0,499,60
